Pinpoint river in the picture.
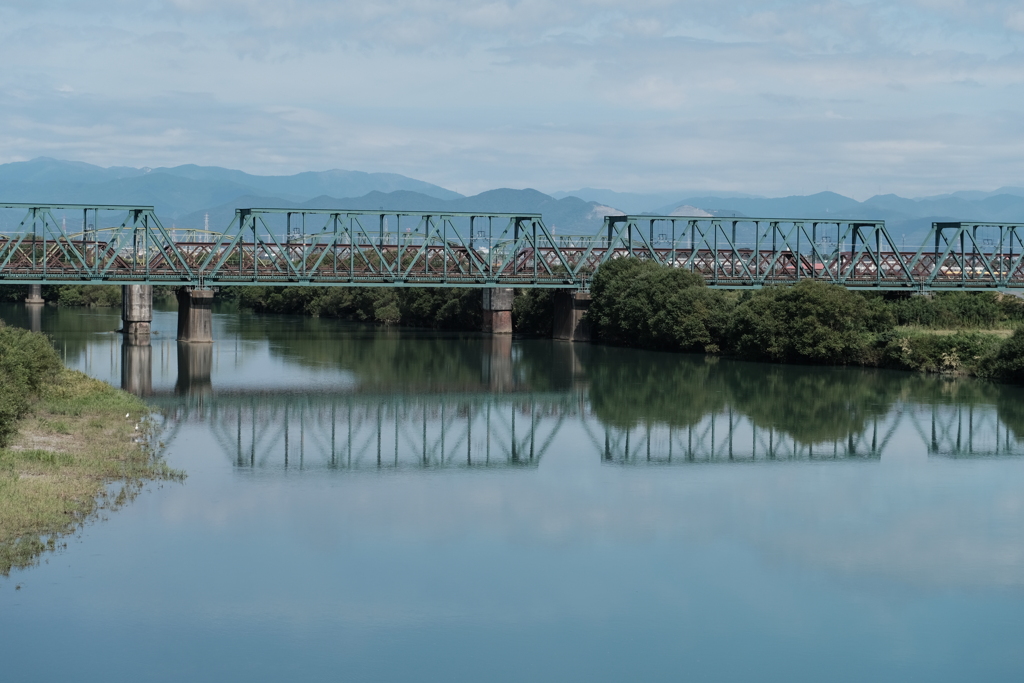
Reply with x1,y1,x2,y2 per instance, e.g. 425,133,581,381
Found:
2,302,1024,681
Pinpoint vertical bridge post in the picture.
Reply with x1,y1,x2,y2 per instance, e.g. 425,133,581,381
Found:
482,288,513,334
25,284,43,305
176,287,214,343
122,285,153,344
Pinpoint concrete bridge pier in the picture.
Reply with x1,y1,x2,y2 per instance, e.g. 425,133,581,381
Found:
120,340,153,397
553,290,591,342
122,285,153,345
175,341,213,397
176,288,214,343
25,284,43,305
482,288,513,334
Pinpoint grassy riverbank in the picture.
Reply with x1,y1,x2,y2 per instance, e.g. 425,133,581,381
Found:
0,325,181,575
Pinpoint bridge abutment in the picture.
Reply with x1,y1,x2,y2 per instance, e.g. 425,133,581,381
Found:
482,288,513,334
176,288,214,343
122,285,153,344
553,290,591,342
25,284,43,305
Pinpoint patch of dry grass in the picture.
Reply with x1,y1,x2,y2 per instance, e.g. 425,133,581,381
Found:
0,369,183,575
894,325,1015,339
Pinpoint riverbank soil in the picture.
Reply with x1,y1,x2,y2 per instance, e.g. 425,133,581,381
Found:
0,369,182,575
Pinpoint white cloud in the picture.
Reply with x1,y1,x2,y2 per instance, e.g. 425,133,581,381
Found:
1,1,1024,196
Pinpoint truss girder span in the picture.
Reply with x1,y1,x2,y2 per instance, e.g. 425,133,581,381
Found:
3,204,1024,290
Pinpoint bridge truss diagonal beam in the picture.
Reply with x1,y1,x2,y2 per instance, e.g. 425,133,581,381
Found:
3,202,1024,290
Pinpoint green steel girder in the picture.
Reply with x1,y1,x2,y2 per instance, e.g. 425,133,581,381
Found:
3,203,1024,290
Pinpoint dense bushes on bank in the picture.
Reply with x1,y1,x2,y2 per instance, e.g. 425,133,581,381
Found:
512,289,556,336
729,281,892,364
586,258,1024,384
227,285,560,333
884,290,1024,329
8,285,179,308
588,258,731,353
0,323,61,446
227,286,483,330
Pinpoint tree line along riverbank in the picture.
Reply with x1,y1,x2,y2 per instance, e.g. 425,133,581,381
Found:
585,258,1024,382
14,270,1024,383
0,321,180,575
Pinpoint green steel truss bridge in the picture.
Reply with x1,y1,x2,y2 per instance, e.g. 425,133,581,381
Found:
4,202,1024,290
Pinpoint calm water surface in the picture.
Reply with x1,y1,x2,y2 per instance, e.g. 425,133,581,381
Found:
2,302,1024,682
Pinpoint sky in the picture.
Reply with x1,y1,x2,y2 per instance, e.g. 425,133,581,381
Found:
1,1,1024,199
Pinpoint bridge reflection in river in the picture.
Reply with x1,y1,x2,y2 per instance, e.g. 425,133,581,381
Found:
37,301,1024,469
156,393,576,470
149,388,1024,471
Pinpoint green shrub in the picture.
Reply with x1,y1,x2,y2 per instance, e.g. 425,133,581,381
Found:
0,323,61,446
879,330,1001,375
589,258,730,352
229,286,482,329
729,280,894,364
513,289,555,336
884,291,1024,329
990,328,1024,384
55,285,121,308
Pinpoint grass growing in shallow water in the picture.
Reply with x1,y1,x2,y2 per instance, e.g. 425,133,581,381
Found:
0,369,183,576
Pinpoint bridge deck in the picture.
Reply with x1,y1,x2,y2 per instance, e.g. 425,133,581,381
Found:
2,203,1023,290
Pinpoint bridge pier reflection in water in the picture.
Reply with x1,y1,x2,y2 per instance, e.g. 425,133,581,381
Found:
120,341,153,397
174,342,212,396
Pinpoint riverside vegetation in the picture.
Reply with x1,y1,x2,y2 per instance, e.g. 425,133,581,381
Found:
0,322,181,575
587,258,1024,381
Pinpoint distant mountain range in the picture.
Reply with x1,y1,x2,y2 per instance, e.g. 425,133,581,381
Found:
0,158,462,218
176,189,618,234
551,188,763,214
1,158,1023,244
650,190,1024,244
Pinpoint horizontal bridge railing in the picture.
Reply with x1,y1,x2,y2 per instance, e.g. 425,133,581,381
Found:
2,203,1024,289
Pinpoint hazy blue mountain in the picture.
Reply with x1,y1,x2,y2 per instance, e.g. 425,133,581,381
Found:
6,158,1024,248
656,191,865,219
553,188,763,214
921,187,1024,201
177,188,616,235
150,164,463,202
0,158,462,219
667,191,1024,245
0,158,144,185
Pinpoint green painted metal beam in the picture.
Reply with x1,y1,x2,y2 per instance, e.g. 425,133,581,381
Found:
2,203,1024,290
